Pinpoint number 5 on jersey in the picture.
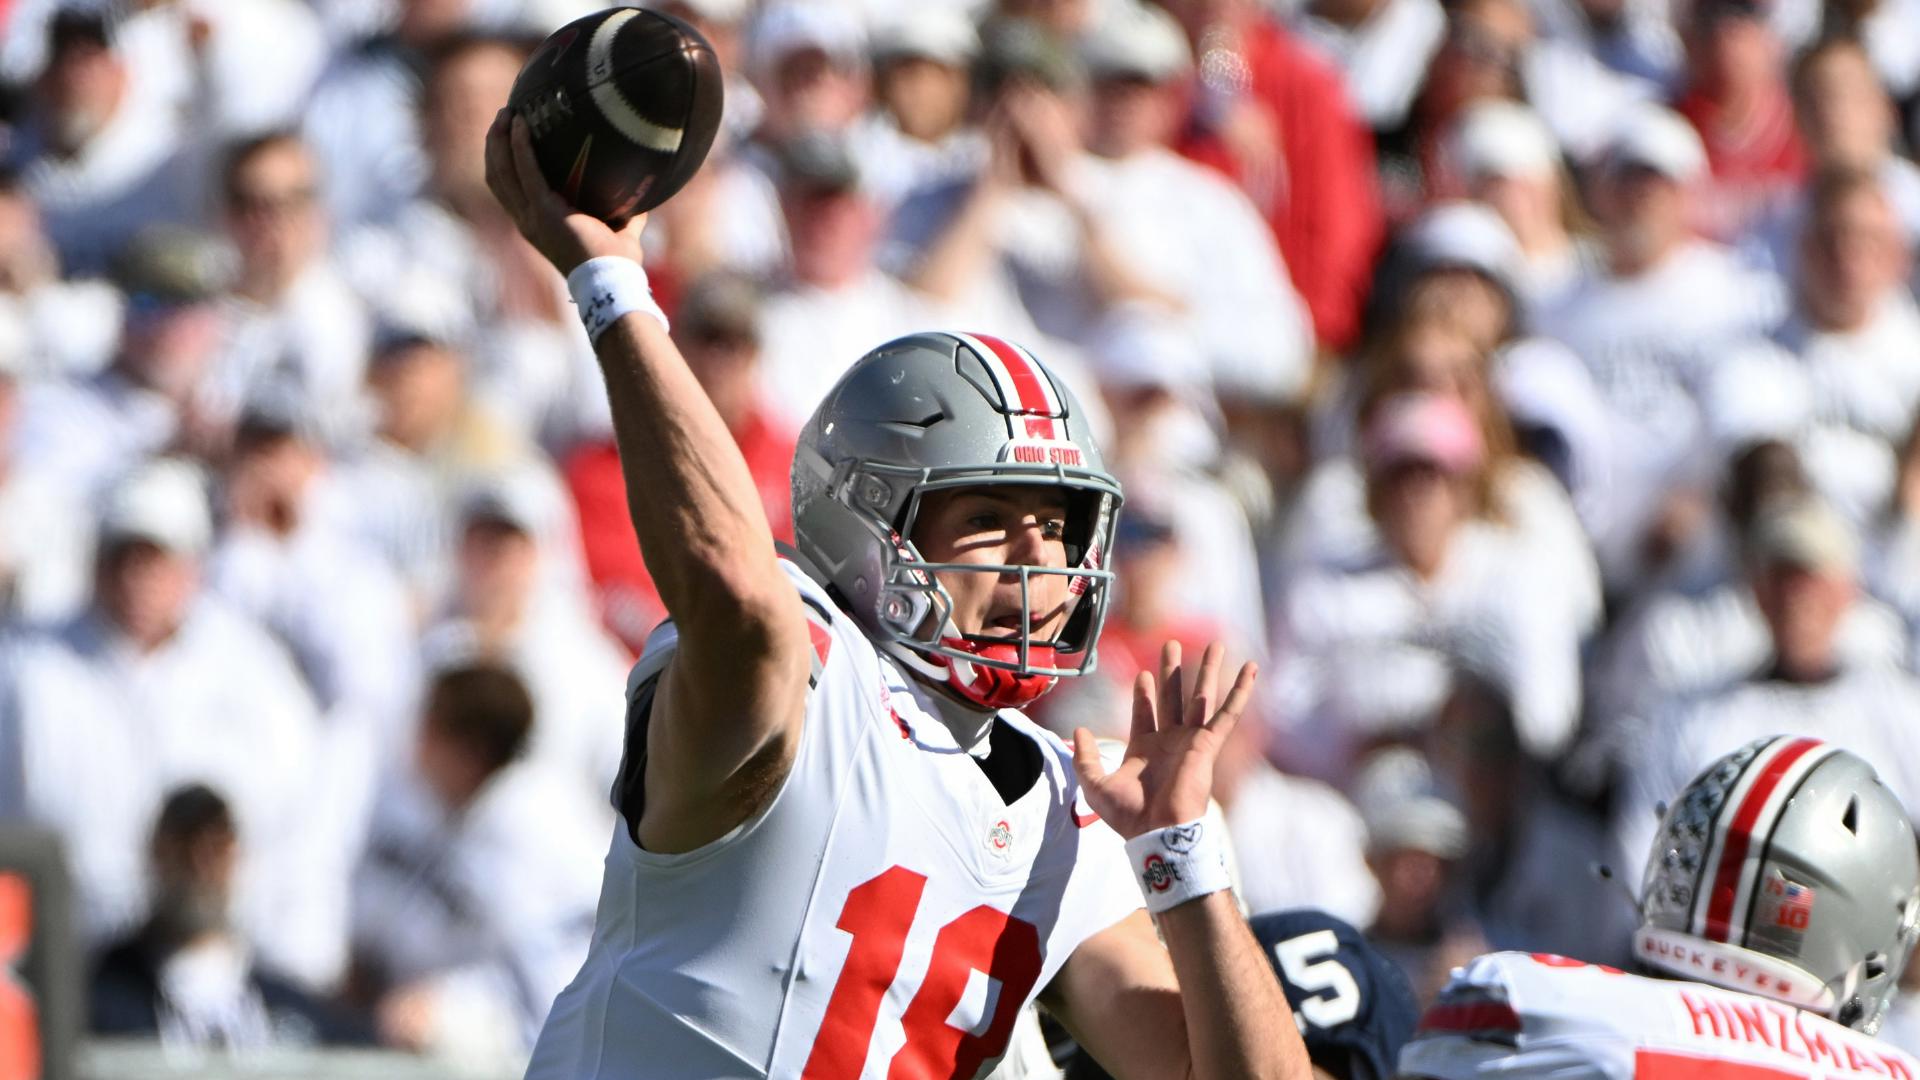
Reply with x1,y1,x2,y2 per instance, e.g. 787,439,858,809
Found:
804,867,1044,1080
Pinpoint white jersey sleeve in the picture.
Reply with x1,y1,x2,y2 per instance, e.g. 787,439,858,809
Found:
1400,952,1920,1080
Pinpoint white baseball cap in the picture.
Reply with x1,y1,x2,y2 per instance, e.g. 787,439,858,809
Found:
1080,1,1191,83
100,458,212,555
870,7,978,67
1401,201,1524,295
748,1,867,79
1448,101,1559,182
1605,103,1708,183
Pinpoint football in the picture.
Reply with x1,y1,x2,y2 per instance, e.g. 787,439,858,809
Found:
507,7,724,225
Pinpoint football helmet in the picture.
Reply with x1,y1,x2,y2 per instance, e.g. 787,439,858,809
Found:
1636,736,1920,1033
790,332,1122,711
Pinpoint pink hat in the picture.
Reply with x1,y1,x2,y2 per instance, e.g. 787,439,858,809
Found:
1363,392,1485,475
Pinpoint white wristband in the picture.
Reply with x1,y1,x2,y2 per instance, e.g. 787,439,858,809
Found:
567,256,669,342
1123,818,1233,914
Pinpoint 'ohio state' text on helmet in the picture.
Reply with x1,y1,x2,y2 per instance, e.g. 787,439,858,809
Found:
789,331,1122,712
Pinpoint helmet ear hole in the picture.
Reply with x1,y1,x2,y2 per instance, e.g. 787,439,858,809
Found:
1842,795,1860,835
1863,952,1887,980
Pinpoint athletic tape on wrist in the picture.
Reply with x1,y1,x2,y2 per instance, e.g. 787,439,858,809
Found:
567,256,669,342
1123,818,1232,914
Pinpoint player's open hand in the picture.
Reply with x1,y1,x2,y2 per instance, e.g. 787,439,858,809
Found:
484,108,646,275
1071,641,1257,841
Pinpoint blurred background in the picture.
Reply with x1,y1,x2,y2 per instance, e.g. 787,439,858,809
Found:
2,0,1920,1073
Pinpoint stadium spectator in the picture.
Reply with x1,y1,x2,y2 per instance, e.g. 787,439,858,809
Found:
13,226,236,500
0,346,92,627
111,0,328,142
1538,103,1785,589
855,7,983,209
352,664,602,1061
90,784,374,1048
206,401,418,742
753,130,931,430
0,459,347,989
1768,39,1920,279
1612,495,1920,876
211,133,372,443
1707,167,1920,523
328,328,527,616
302,0,478,227
1525,0,1682,92
1161,0,1386,350
1352,748,1484,1004
419,469,629,794
1290,0,1446,133
1675,0,1806,241
1211,706,1382,926
1271,392,1582,780
0,170,120,377
5,8,202,277
1427,671,1636,966
1443,101,1596,314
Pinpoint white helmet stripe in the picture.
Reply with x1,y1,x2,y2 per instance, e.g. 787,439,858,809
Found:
1692,736,1839,942
953,331,1063,440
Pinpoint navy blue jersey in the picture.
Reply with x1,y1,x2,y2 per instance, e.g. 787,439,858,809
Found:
1250,909,1421,1080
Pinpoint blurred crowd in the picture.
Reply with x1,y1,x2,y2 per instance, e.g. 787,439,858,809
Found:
4,0,1920,1067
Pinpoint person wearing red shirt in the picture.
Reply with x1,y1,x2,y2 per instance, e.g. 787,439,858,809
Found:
1674,0,1806,241
564,272,795,653
1159,0,1387,352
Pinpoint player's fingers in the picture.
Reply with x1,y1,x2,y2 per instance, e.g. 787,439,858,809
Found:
1186,642,1224,727
1071,727,1107,783
1157,640,1183,728
508,114,555,208
1130,671,1157,742
1205,662,1259,735
483,109,524,217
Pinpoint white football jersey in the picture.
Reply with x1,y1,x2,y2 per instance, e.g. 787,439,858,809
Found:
1400,951,1920,1080
525,561,1141,1079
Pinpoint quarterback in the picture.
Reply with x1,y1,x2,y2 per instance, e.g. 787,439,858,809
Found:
483,112,1305,1079
1402,735,1920,1080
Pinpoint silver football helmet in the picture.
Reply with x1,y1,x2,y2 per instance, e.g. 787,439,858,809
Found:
1636,736,1920,1033
789,331,1122,711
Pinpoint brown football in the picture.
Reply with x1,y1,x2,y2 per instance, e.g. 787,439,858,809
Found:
506,7,724,225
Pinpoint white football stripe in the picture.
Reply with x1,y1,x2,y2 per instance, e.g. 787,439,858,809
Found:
587,10,686,155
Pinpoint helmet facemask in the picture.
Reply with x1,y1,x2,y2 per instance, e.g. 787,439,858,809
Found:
833,458,1121,711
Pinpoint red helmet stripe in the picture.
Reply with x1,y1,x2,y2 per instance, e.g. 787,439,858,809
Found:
1701,736,1827,942
957,332,1062,440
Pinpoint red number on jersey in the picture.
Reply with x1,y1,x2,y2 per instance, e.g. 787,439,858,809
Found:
802,867,1043,1080
1636,1049,1801,1080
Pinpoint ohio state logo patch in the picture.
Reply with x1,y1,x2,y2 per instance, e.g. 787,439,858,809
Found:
1142,854,1181,892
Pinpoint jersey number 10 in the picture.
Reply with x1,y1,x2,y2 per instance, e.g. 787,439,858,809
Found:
803,866,1043,1080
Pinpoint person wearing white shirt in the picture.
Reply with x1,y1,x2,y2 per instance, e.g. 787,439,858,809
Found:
1740,40,1920,289
353,664,604,1063
210,134,373,447
419,471,629,796
13,227,236,503
1443,101,1600,316
853,7,987,212
5,10,203,278
1708,168,1920,524
1292,0,1447,131
0,460,345,989
1611,495,1920,881
1211,713,1381,927
1271,393,1582,782
752,131,936,432
205,404,419,886
0,352,92,629
338,33,608,453
112,0,327,141
1538,104,1785,588
0,175,121,379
